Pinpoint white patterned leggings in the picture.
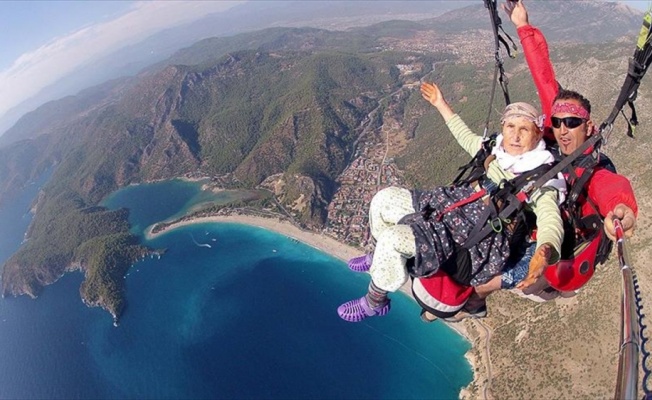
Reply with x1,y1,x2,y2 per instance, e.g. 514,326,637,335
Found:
368,187,417,292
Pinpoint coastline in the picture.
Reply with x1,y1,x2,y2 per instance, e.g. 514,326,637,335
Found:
144,214,485,397
144,214,363,262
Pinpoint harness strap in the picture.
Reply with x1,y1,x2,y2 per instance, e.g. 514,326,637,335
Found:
496,52,510,106
462,193,522,250
453,135,497,186
436,188,487,221
526,132,602,197
621,102,638,138
605,10,652,137
498,28,518,59
565,166,596,235
462,163,552,250
567,165,595,207
463,201,499,250
482,0,515,138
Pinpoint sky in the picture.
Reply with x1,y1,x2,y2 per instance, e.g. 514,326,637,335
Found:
0,0,242,121
0,0,650,124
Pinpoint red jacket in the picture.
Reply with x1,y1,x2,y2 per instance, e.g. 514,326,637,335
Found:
517,25,638,219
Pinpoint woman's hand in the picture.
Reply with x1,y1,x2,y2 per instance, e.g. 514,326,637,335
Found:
517,243,551,290
420,82,444,107
420,82,455,122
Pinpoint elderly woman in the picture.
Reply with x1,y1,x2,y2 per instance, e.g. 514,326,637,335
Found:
337,82,565,322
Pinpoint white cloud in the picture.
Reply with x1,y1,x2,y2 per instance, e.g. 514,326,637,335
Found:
0,1,243,118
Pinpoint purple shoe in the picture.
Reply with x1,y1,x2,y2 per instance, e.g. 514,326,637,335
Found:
337,296,390,322
347,254,372,272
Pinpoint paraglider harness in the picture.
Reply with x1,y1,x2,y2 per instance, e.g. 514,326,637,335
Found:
444,132,617,293
443,135,613,292
418,135,555,287
453,135,550,248
410,138,555,316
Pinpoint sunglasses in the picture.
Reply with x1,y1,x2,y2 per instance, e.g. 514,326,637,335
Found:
551,116,586,129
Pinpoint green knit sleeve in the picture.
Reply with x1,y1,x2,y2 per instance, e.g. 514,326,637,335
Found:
445,114,483,156
528,187,563,264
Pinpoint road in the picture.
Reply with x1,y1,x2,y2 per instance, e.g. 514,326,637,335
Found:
477,319,494,400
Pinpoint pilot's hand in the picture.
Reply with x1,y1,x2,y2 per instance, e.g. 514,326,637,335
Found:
502,0,529,29
604,203,636,241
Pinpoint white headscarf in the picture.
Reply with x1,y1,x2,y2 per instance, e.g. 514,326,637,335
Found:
492,134,567,204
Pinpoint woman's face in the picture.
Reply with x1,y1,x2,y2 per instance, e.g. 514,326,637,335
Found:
501,116,542,156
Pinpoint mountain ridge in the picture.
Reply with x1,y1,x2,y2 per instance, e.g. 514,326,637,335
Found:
0,1,474,137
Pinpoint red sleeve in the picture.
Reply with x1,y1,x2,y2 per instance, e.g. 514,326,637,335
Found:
519,25,639,219
518,25,559,141
585,168,638,217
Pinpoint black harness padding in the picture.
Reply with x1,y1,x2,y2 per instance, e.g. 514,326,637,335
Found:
452,134,497,186
560,155,616,265
440,242,474,286
462,163,553,250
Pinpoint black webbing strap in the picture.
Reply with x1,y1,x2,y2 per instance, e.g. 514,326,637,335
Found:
452,135,496,185
523,132,603,198
565,165,597,229
462,164,551,250
605,10,652,137
566,165,595,207
463,201,498,250
605,58,647,136
620,103,637,138
482,0,516,138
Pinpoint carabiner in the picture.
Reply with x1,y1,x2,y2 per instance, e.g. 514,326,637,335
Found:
490,218,503,233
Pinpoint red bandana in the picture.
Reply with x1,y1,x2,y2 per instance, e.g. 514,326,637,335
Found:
551,102,590,119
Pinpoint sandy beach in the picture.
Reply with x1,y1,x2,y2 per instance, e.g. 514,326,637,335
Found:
145,213,486,398
145,214,363,261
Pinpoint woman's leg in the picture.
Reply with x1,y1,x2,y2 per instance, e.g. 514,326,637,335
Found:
369,224,417,292
368,187,415,240
338,224,417,322
452,243,537,322
501,242,537,289
348,186,414,272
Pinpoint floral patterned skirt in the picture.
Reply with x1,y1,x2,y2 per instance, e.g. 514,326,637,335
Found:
400,184,511,286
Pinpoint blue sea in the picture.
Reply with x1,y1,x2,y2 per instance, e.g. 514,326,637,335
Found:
0,179,472,399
